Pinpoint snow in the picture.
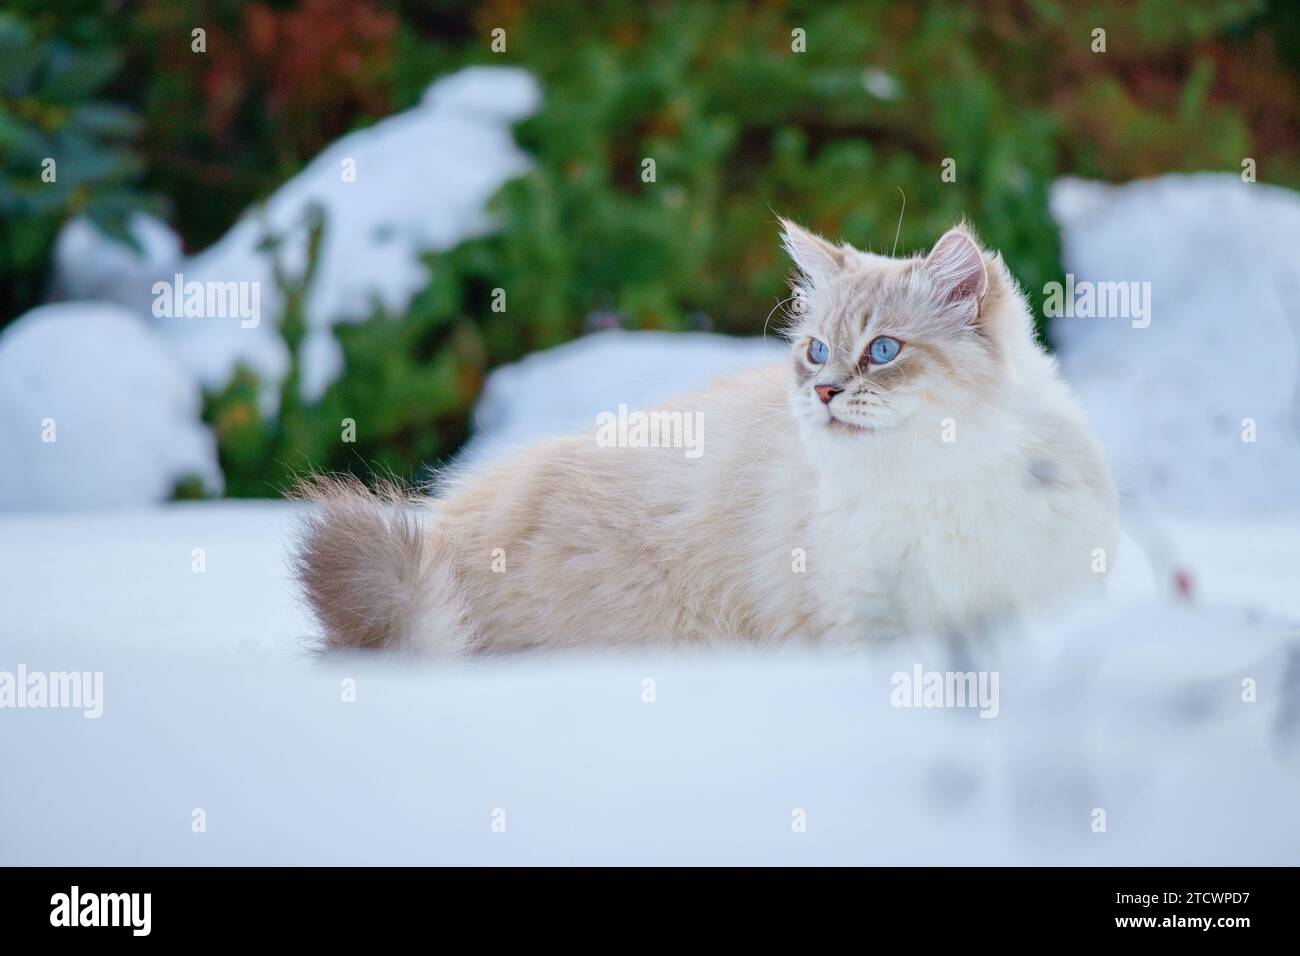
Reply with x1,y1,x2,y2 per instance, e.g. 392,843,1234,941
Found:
1,502,1297,864
167,66,539,403
50,212,183,316
49,66,541,404
0,502,303,656
0,303,220,510
1050,174,1300,515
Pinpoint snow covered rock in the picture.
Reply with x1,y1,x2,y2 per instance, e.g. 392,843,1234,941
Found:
1051,174,1300,515
169,66,539,402
49,212,183,315
0,303,221,510
461,328,787,466
49,66,541,404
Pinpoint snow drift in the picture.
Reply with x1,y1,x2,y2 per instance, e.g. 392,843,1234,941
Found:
0,304,220,510
1051,174,1300,515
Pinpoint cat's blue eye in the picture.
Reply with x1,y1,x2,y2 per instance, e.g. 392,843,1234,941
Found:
868,336,902,365
808,338,830,364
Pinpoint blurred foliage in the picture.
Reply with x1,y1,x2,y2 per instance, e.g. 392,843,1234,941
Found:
2,0,1299,497
121,0,403,248
0,6,157,319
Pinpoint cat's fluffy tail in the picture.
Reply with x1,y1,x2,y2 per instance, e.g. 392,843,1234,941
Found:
292,475,475,655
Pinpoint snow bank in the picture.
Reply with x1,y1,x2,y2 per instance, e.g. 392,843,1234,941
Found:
0,304,220,511
50,66,541,403
462,329,786,466
0,500,1295,864
1051,174,1300,515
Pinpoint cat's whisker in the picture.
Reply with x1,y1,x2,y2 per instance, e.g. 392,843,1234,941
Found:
712,408,792,431
763,295,802,343
705,410,794,437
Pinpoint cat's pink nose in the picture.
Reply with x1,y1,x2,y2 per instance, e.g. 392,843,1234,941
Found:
814,384,844,405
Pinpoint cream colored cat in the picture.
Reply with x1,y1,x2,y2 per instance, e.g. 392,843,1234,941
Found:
295,221,1118,654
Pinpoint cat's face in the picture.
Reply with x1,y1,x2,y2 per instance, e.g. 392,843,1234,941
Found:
781,220,1011,440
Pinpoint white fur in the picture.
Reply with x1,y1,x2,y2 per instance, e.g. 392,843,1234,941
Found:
798,370,1117,641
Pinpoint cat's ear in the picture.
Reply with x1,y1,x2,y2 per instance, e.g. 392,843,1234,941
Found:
779,218,845,283
924,226,989,325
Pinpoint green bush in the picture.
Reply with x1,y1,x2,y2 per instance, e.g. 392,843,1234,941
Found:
4,1,1296,498
0,8,155,320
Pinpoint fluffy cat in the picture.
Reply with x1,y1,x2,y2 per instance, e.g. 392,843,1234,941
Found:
294,221,1119,654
